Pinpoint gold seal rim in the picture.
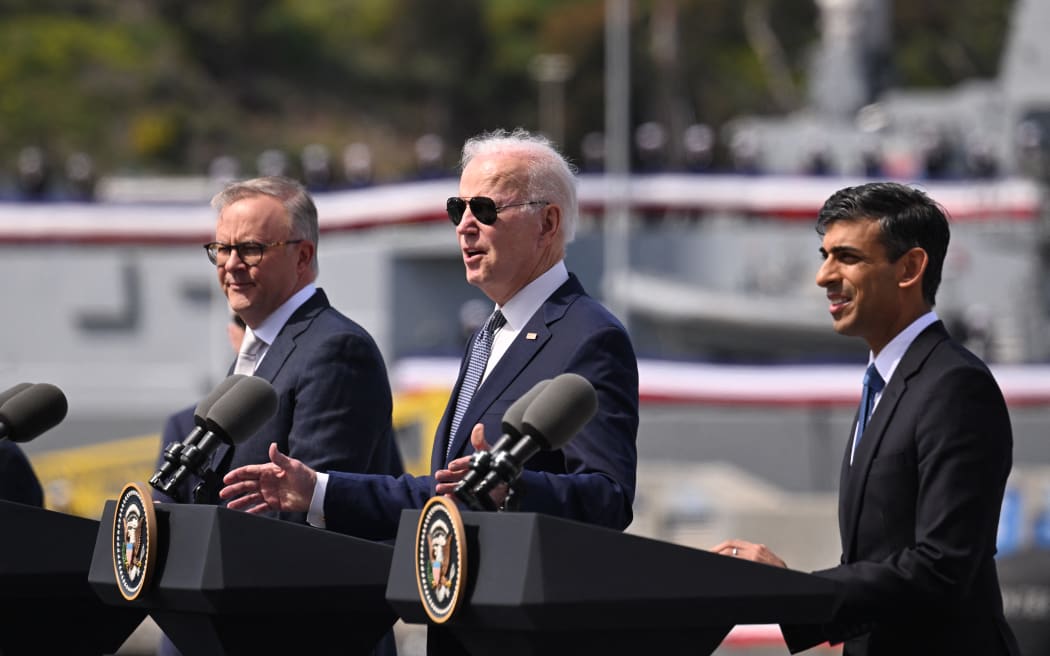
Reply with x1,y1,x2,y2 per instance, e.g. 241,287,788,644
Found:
415,495,467,624
112,481,158,601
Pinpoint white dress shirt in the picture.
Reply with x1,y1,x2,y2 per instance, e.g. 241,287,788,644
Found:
239,283,318,369
850,310,939,465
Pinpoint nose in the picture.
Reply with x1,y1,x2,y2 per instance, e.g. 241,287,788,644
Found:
223,248,248,271
455,211,480,236
815,258,834,288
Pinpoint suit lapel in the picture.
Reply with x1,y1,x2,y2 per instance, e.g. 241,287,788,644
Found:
431,343,474,472
252,289,329,383
435,276,581,467
838,321,949,559
442,314,553,461
214,289,329,473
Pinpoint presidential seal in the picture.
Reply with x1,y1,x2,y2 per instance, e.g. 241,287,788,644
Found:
112,482,157,601
415,495,466,623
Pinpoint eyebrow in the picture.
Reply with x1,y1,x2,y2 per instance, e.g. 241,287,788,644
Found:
820,245,864,258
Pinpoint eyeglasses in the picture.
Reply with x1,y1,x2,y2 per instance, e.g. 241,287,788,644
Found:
446,197,549,226
203,240,304,266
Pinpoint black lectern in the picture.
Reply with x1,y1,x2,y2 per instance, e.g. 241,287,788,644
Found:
88,502,397,656
387,510,841,656
0,500,146,655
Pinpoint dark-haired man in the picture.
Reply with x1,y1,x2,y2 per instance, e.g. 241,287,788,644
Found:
715,182,1020,655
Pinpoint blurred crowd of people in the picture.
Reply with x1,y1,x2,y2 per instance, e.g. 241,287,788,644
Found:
8,113,1048,204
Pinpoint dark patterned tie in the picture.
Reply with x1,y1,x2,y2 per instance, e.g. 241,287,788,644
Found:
447,309,506,458
856,363,885,446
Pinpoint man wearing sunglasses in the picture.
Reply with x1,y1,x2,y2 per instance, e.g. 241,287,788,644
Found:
221,129,639,541
159,175,403,518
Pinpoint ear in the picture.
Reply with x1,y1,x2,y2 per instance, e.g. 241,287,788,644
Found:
296,240,316,273
539,203,561,244
896,247,928,292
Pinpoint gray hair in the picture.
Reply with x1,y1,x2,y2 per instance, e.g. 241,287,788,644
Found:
211,176,319,274
460,128,578,245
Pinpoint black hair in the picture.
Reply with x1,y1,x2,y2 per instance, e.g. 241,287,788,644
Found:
816,181,950,306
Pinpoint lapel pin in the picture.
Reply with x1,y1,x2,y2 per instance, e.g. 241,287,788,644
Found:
526,332,538,340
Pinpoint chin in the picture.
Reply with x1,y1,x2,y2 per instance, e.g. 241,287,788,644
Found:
829,318,851,335
227,296,252,315
833,322,862,339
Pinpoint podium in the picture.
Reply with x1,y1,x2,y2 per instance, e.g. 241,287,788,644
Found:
88,502,397,656
0,500,146,655
387,510,841,656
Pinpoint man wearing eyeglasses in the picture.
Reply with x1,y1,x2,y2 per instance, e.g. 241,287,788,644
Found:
221,129,639,541
160,175,403,518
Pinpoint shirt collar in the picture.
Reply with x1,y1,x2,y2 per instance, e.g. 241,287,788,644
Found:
870,310,939,386
495,261,569,329
248,283,317,345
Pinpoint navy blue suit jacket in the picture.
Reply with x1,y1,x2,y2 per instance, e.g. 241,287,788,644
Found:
154,288,403,523
785,322,1020,656
323,274,639,541
0,439,44,507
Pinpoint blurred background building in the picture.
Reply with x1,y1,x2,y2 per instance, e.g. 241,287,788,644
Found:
1,0,1049,653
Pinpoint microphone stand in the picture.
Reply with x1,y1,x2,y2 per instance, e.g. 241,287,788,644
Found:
500,479,524,511
191,467,222,505
458,476,526,512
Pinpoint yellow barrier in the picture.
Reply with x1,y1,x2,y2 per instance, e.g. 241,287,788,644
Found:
30,434,161,520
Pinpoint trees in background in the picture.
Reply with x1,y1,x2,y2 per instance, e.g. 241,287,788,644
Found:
0,0,1012,187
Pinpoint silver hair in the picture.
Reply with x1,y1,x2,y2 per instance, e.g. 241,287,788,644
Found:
211,176,319,275
460,128,578,245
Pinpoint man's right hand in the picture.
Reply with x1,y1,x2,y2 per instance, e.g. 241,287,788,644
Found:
220,442,316,514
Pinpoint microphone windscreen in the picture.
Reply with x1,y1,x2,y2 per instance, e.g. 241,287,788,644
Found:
205,375,278,444
500,378,552,437
195,374,247,425
0,383,33,408
0,383,69,443
521,373,597,450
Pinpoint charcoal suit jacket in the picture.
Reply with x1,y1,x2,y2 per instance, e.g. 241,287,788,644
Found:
154,288,403,523
784,321,1020,656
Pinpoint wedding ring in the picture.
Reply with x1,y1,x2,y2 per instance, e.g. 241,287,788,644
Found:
732,547,739,556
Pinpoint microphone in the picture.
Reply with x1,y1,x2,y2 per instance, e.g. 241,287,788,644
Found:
0,383,33,407
164,375,278,499
149,374,247,497
0,383,69,443
462,373,597,510
453,379,551,508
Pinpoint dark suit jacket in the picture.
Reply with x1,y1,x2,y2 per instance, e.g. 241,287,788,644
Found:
0,439,44,507
153,288,403,523
323,273,640,541
785,321,1021,656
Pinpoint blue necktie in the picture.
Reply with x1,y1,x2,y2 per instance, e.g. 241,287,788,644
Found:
856,363,885,446
447,309,505,458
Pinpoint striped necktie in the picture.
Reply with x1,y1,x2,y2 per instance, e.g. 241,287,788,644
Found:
447,309,506,458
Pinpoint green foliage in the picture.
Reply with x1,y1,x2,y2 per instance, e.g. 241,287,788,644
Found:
0,0,1015,181
894,0,1013,87
0,14,181,166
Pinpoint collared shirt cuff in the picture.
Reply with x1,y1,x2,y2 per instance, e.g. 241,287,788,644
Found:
307,472,328,528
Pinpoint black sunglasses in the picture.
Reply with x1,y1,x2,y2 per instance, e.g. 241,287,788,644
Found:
446,197,549,226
